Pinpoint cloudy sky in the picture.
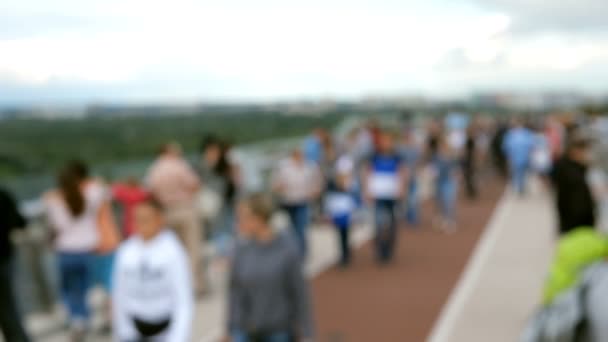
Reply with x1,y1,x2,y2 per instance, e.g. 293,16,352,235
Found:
1,0,607,105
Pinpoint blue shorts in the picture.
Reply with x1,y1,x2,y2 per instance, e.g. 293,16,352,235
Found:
93,252,116,291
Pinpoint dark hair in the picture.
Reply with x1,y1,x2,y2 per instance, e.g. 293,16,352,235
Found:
58,160,88,217
199,134,221,153
137,194,164,212
216,140,237,201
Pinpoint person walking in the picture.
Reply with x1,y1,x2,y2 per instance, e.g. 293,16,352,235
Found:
490,121,509,179
399,127,422,226
503,119,536,195
272,149,323,257
462,125,478,200
531,125,552,181
551,135,596,235
432,136,461,233
44,161,108,340
145,142,205,295
363,130,407,264
324,160,357,267
228,193,314,342
197,135,225,233
112,195,193,342
303,128,325,165
0,187,30,342
212,140,241,256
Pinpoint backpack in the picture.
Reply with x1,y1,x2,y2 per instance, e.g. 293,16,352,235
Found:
522,263,603,342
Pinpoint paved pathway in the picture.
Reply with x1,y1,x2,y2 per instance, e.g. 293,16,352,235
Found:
312,179,505,342
429,181,555,342
14,178,557,342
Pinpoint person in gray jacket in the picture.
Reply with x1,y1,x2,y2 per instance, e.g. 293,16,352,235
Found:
228,192,314,342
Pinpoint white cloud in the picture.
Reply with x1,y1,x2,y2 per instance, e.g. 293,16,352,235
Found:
0,2,511,86
0,0,607,102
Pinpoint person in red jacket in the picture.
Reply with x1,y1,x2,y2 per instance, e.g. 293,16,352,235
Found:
112,177,149,237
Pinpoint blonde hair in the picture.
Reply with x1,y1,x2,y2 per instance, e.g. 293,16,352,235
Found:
240,192,275,222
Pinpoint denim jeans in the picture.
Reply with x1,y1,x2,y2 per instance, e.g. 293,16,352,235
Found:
282,204,310,256
374,199,398,262
232,330,292,342
510,162,528,195
58,252,95,322
0,258,30,342
212,204,237,257
436,180,457,222
405,179,419,226
93,252,115,292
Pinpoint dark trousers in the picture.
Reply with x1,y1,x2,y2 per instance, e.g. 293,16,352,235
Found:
282,204,310,256
0,258,30,342
332,215,351,266
463,160,477,199
374,199,398,263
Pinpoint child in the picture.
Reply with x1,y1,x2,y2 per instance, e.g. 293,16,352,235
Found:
112,196,193,342
324,159,358,267
112,177,149,237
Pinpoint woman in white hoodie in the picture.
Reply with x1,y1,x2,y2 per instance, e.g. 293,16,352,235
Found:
112,195,193,342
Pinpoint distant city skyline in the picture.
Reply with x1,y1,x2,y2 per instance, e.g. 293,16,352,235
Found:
1,0,608,105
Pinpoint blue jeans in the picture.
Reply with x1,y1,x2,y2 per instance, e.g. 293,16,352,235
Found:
93,252,115,292
232,331,292,342
510,162,528,195
436,180,457,222
405,179,419,226
58,252,95,322
374,199,398,262
282,204,310,256
212,205,237,257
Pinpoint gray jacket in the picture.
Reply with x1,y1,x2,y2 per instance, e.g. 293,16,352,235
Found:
228,233,314,338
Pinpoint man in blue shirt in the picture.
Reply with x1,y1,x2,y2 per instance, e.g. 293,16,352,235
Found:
303,128,326,165
364,130,407,264
503,119,536,195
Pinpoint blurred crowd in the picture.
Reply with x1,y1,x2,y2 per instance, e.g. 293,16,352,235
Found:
1,110,608,342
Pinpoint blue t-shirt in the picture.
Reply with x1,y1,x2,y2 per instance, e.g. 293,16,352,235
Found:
303,136,323,164
503,128,535,166
368,153,403,199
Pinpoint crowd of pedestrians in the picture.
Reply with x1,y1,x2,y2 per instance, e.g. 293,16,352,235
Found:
2,111,608,341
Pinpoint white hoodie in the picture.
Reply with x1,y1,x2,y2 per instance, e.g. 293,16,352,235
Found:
112,230,193,342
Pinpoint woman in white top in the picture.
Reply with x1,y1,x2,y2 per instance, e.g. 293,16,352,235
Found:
44,161,107,339
272,149,323,257
112,195,193,342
